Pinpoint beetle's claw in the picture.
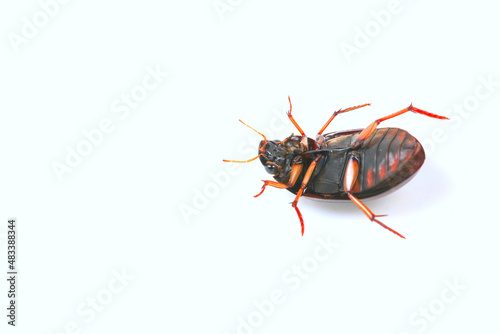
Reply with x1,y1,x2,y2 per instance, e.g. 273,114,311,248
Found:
291,202,305,236
371,216,405,239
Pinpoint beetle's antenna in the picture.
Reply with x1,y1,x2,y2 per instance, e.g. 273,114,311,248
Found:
222,119,267,163
238,119,267,141
222,155,260,163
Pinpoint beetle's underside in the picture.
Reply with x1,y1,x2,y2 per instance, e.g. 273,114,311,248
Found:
224,97,448,238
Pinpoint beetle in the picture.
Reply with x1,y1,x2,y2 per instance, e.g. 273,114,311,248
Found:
223,97,448,238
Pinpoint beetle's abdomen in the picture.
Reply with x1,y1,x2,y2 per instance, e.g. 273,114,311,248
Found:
305,127,425,200
354,127,425,197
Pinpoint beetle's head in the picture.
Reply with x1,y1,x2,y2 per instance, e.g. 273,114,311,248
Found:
258,135,308,178
223,121,313,180
258,140,286,176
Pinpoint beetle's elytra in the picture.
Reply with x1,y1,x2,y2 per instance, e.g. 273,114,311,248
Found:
224,97,448,238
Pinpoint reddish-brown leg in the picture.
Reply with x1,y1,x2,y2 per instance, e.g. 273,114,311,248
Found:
286,96,305,136
254,163,303,197
317,103,371,136
343,154,405,239
291,155,322,235
254,181,288,197
352,104,449,147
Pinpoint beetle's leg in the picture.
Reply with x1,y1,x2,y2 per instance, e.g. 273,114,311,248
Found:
352,104,448,148
254,163,303,197
317,103,371,136
286,96,306,136
291,155,322,235
286,96,311,149
343,154,405,239
254,181,287,197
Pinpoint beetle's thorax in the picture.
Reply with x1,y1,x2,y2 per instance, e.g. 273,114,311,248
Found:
258,135,318,180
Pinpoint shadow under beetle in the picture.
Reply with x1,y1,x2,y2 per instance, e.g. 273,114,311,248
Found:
224,97,448,238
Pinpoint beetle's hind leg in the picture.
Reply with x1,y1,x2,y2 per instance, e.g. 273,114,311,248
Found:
352,104,448,148
343,154,405,239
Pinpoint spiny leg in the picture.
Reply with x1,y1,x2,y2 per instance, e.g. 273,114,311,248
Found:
291,155,322,235
317,103,371,136
343,154,405,239
352,104,448,148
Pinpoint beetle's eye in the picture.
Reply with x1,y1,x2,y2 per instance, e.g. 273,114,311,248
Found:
264,164,278,174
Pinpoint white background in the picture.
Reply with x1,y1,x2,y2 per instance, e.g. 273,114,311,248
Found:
1,1,499,333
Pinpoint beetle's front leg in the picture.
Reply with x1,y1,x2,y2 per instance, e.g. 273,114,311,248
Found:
286,96,305,136
254,162,303,197
343,153,405,239
285,96,310,150
254,180,289,197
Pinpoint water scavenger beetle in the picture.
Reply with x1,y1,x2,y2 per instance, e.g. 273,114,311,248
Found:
223,97,448,238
